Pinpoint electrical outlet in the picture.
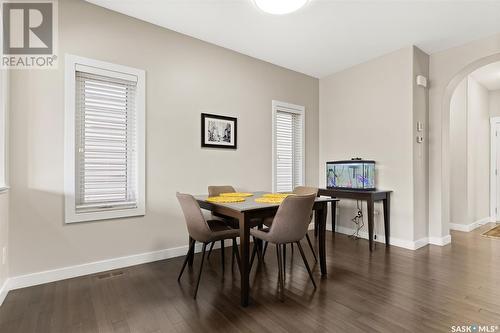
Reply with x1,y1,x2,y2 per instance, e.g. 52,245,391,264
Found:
2,246,6,265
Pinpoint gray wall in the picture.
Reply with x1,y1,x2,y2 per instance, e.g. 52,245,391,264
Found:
0,193,7,287
319,47,415,244
490,90,500,117
8,0,319,276
412,46,430,241
467,77,490,222
450,79,469,225
449,76,490,226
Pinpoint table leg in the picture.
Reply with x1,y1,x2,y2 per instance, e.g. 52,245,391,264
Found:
318,202,328,276
331,199,337,234
188,236,194,267
314,211,319,238
383,194,390,247
367,199,375,252
239,214,250,307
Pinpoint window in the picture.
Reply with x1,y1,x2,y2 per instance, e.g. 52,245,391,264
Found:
65,55,145,223
0,69,7,191
272,100,305,192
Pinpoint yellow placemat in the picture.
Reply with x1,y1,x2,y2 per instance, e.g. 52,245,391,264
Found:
262,193,295,199
207,196,245,203
255,197,284,204
220,192,253,197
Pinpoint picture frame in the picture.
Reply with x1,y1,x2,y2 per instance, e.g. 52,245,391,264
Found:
201,113,237,149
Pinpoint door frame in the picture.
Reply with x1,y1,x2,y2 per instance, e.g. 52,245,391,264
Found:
489,117,500,220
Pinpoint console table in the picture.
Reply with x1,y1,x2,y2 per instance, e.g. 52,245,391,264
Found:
318,188,392,251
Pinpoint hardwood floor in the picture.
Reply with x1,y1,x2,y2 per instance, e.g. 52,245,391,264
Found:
1,225,499,333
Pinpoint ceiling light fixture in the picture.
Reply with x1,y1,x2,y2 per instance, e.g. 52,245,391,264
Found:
254,0,309,15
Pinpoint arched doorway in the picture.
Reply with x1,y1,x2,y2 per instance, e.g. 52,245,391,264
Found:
440,53,500,239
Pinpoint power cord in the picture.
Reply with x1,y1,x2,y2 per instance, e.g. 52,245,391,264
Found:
350,200,364,239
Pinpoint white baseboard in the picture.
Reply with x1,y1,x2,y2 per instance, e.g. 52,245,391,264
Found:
0,279,9,306
428,234,452,246
1,240,237,306
332,225,428,250
449,217,492,232
331,224,453,250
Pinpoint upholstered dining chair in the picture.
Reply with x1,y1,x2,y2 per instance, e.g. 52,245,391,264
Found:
208,185,237,197
258,186,319,265
206,185,238,262
176,192,241,299
250,194,317,301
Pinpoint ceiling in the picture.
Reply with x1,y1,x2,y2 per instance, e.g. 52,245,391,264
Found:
86,0,500,78
470,62,500,91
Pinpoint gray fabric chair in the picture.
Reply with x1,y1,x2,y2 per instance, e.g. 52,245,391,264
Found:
206,186,238,260
260,186,319,263
208,185,237,197
250,194,317,301
176,192,241,299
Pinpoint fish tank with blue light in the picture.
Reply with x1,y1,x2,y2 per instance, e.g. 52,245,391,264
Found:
326,160,376,190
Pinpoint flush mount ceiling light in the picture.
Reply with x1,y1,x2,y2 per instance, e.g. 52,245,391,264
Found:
254,0,309,15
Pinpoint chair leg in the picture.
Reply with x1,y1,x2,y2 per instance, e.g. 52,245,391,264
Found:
296,241,317,289
256,238,264,263
231,243,235,270
178,239,195,282
282,244,286,282
207,241,215,259
250,238,258,270
276,244,284,301
305,234,318,262
232,238,241,271
220,239,225,275
263,241,269,257
194,243,208,299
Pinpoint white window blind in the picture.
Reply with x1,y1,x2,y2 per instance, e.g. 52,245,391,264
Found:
65,55,145,223
273,102,304,193
75,69,138,212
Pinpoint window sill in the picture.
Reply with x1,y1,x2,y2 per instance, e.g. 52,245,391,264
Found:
65,206,145,224
0,186,9,193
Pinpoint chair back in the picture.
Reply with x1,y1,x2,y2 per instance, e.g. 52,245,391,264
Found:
208,185,236,197
267,194,316,244
176,192,212,242
293,186,318,196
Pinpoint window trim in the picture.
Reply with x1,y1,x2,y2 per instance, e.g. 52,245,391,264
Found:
271,100,305,193
64,54,146,223
0,68,8,192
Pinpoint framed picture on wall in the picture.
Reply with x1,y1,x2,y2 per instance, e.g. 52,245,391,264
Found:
201,113,237,149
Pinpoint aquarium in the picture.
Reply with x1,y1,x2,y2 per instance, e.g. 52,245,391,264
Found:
326,160,375,190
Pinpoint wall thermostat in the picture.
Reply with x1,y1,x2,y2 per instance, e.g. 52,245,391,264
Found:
416,75,428,88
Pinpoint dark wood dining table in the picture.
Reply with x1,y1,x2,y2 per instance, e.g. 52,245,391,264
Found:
194,191,339,307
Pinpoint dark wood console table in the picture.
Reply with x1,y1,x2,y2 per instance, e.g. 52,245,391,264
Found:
318,188,392,251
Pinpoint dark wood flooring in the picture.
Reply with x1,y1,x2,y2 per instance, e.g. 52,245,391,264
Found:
1,225,499,333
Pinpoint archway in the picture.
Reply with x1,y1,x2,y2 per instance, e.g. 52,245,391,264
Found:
441,53,500,239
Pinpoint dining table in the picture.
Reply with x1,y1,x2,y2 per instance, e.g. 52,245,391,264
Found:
194,191,339,307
